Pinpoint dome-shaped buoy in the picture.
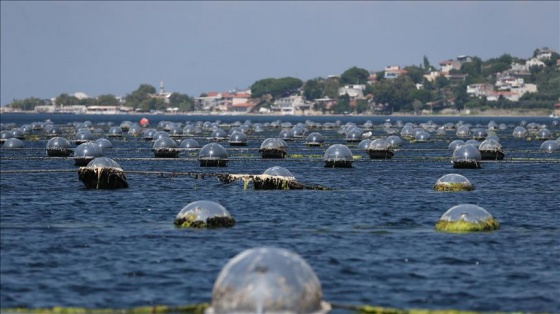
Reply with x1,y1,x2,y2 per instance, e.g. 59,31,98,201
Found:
386,135,403,147
536,129,551,140
228,131,248,146
448,140,465,151
179,138,200,150
452,144,481,169
435,204,499,232
152,137,179,158
198,143,228,167
1,130,14,143
128,123,142,136
142,128,158,141
357,139,372,150
44,125,63,137
46,137,73,157
513,126,528,139
414,130,431,142
456,125,471,138
73,142,103,166
471,128,488,140
108,126,124,138
3,138,24,149
540,140,559,153
94,138,113,153
152,131,170,142
478,139,504,160
346,128,363,142
304,132,325,147
210,128,228,141
366,139,394,159
324,144,353,168
75,131,93,145
433,173,474,191
78,157,128,189
11,129,25,140
174,200,235,228
278,129,295,142
207,247,330,314
260,138,287,159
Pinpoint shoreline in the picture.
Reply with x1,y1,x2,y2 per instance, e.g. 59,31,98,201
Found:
1,109,557,118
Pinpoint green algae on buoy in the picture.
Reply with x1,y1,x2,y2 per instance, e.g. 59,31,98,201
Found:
174,200,235,228
433,174,474,192
435,204,499,232
78,157,128,189
206,247,331,314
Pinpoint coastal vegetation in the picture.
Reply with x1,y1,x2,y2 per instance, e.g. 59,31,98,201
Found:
5,48,560,115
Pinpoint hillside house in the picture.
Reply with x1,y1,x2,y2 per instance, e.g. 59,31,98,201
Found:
439,59,461,73
384,66,407,79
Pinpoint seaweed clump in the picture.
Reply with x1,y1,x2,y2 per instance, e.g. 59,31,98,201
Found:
78,157,128,189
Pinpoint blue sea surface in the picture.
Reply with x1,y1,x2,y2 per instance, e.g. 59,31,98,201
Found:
1,113,559,313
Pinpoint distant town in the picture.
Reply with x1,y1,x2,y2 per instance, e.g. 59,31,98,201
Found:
3,47,560,117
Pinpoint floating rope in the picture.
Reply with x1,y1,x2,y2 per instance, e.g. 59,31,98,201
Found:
0,303,524,314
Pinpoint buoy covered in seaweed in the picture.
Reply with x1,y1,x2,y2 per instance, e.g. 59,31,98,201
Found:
46,137,73,157
78,157,128,189
452,144,481,169
324,144,353,168
174,200,235,228
206,247,330,314
435,204,499,232
198,143,228,167
254,166,297,190
259,138,287,159
433,174,474,191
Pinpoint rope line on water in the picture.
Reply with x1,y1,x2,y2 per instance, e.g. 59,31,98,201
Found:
0,302,526,314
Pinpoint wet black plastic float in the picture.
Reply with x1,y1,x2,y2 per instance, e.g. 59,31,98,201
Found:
324,144,353,168
174,200,235,228
152,137,179,158
78,157,128,189
198,143,228,167
73,142,104,166
259,138,287,159
46,137,73,157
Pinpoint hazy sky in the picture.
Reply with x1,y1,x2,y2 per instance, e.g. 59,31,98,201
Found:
1,1,559,106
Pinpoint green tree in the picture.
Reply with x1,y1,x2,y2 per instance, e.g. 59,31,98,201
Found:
340,66,370,85
96,94,119,106
412,99,423,115
303,77,325,101
403,65,425,84
55,93,80,106
125,84,157,109
250,77,303,99
7,97,46,111
423,55,431,71
169,93,195,111
323,76,340,99
372,76,416,112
